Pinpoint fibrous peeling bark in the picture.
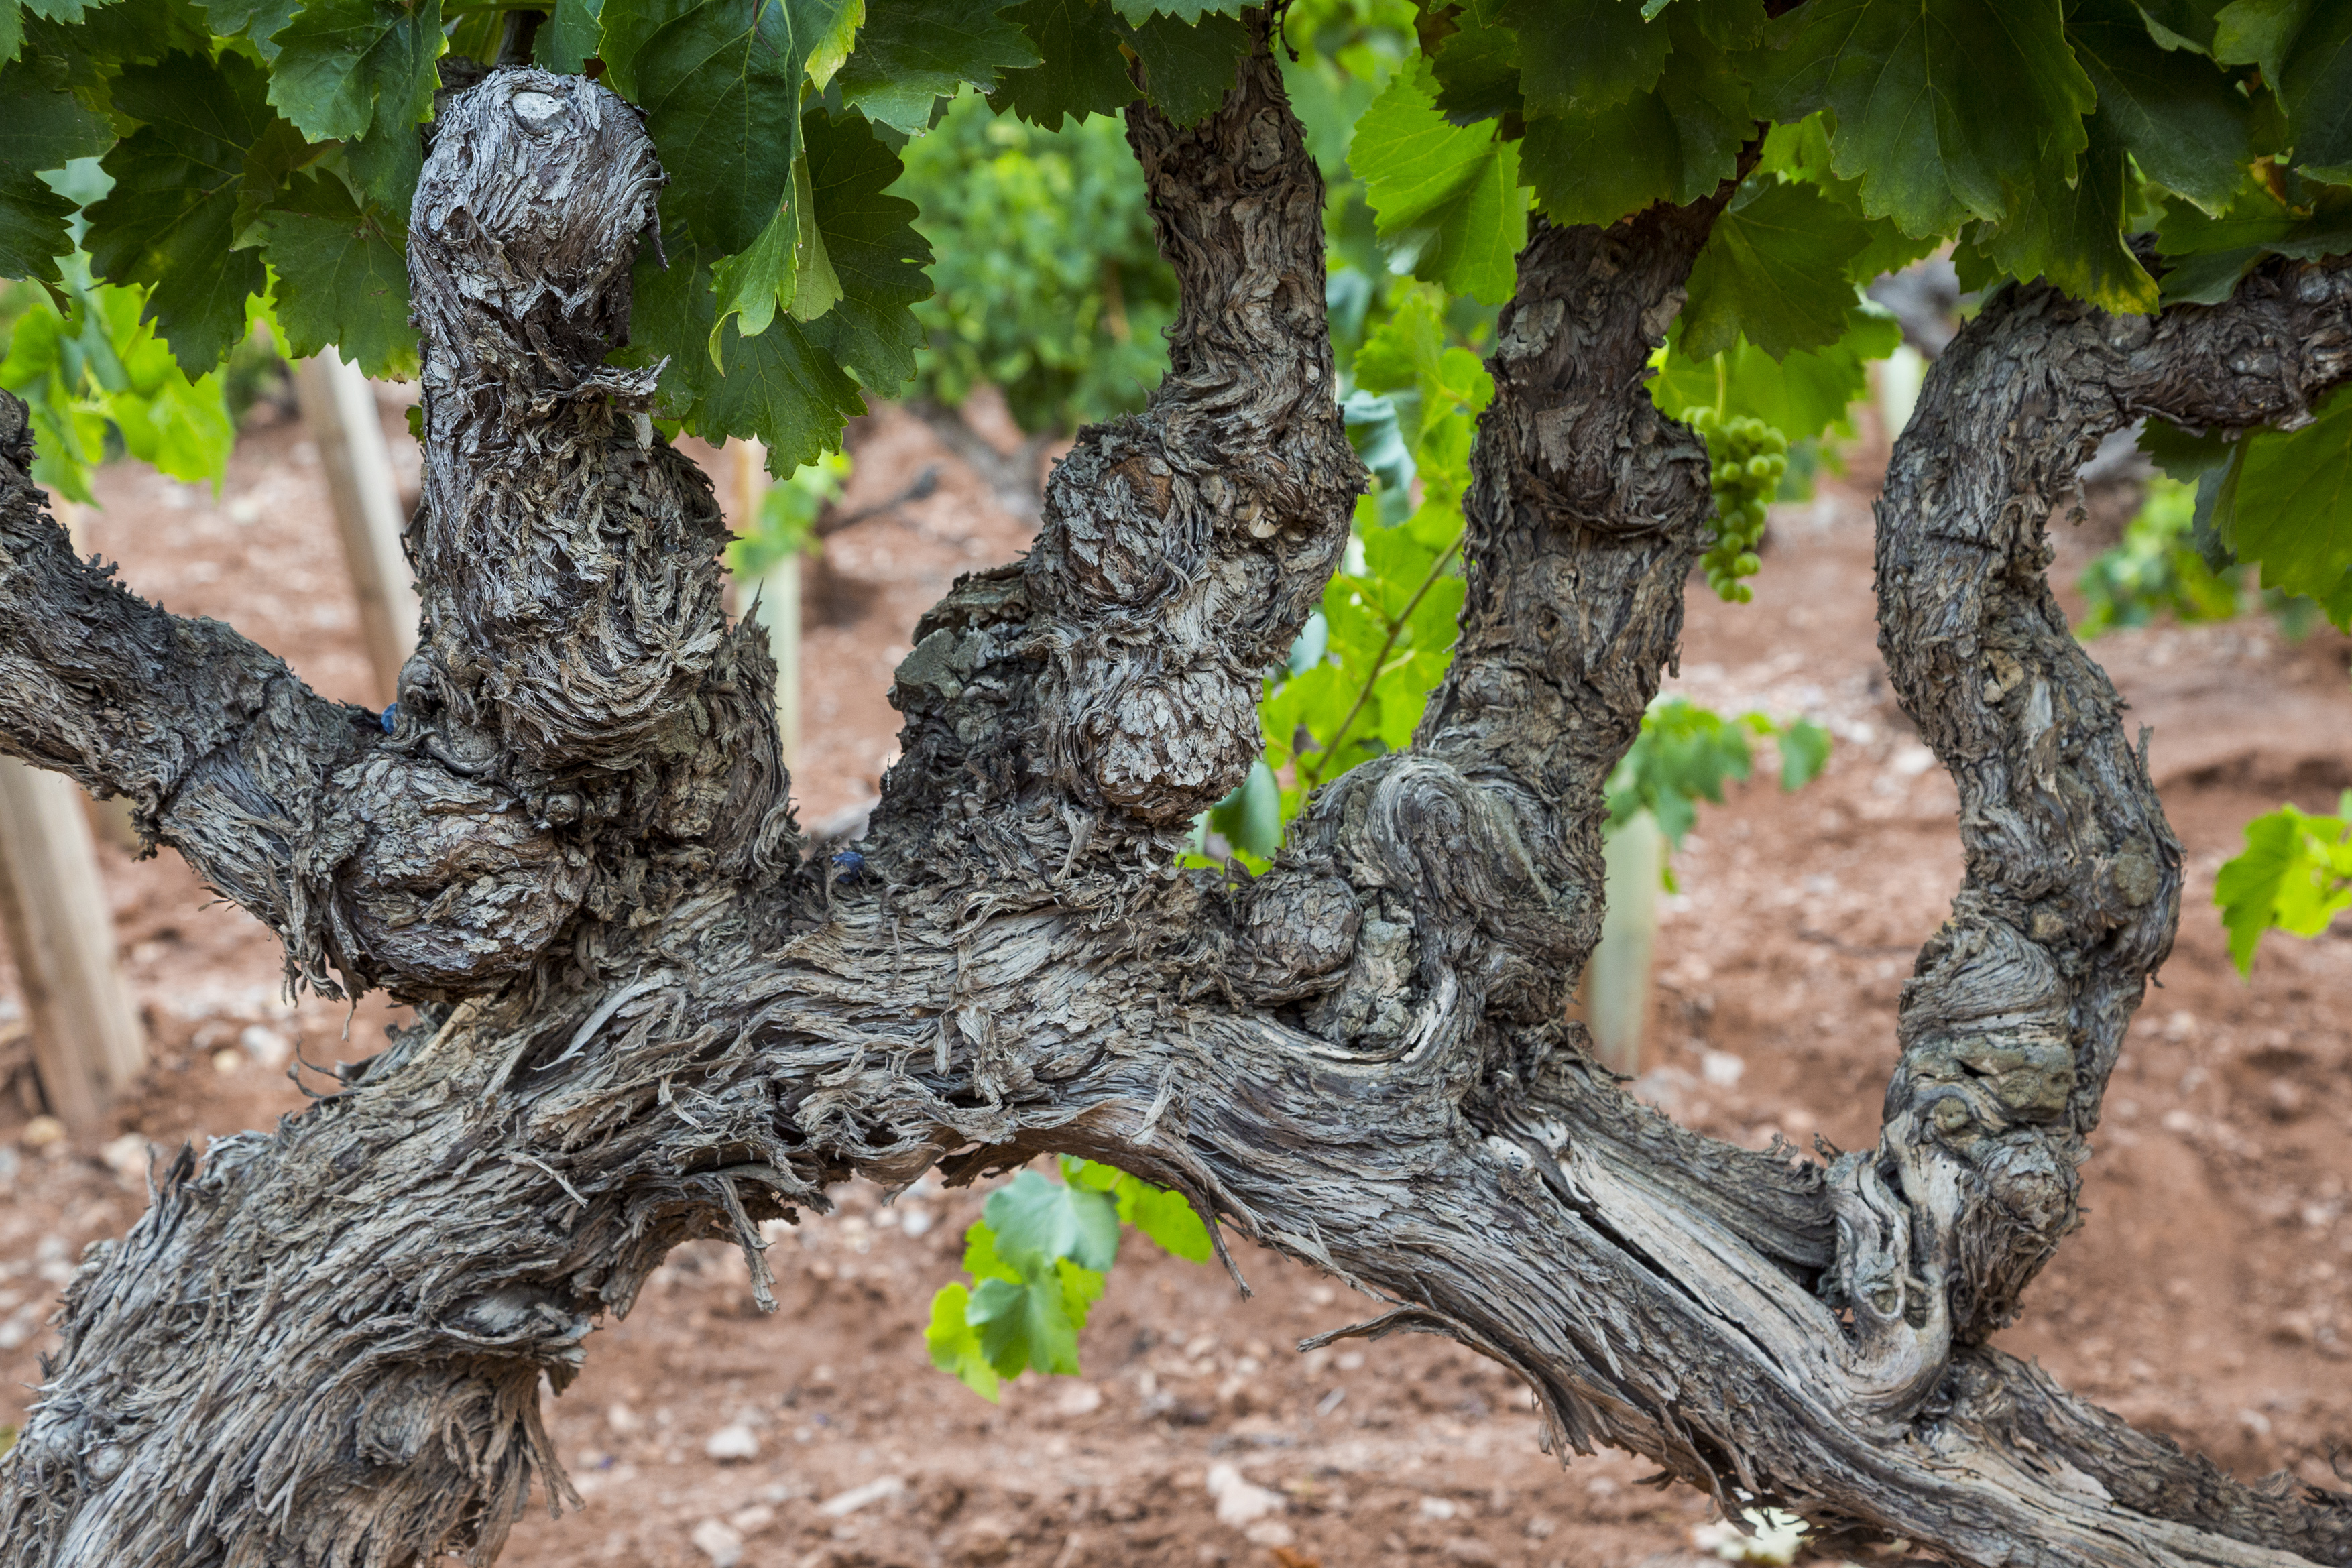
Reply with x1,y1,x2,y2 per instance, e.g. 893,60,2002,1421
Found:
1,31,2349,1568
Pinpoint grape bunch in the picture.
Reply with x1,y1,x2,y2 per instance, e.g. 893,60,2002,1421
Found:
1683,408,1788,603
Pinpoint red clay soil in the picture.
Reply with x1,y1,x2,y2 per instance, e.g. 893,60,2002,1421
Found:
0,394,2345,1568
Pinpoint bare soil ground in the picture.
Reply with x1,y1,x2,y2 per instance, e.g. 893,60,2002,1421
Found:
0,397,2345,1568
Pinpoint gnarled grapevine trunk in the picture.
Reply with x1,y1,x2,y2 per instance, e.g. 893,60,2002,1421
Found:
1,32,2349,1568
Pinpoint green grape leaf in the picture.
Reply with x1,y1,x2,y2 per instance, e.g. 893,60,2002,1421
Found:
1353,58,1525,305
1427,0,1523,123
1777,716,1831,788
925,1282,1002,1398
1680,180,1873,361
1754,0,2097,237
2227,385,2352,603
988,0,1134,129
1499,0,1672,113
2152,180,2352,302
259,170,419,378
97,293,236,480
0,3,19,61
835,0,1041,133
2068,0,2262,212
2137,0,2230,52
195,0,300,55
1122,1181,1212,1260
0,64,111,286
1978,112,2159,314
1206,758,1282,855
2215,800,2352,971
627,224,867,468
2214,0,2352,179
1058,1156,1216,1261
1651,306,1901,442
966,1272,1083,1376
797,108,931,387
84,52,278,373
620,0,857,254
1519,12,1749,229
542,0,603,72
1122,8,1247,126
1108,0,1244,19
984,1168,1120,1273
266,0,445,145
626,111,927,469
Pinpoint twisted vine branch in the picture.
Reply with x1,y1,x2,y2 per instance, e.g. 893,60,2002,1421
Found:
0,36,2346,1568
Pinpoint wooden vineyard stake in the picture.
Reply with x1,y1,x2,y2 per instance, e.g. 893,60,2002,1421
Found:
1583,809,1662,1077
735,440,801,772
294,354,421,705
0,758,145,1127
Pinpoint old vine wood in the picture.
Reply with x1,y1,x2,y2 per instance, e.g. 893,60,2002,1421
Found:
2,11,2351,1568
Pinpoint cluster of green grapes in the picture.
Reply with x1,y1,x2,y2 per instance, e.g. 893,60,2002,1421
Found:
1684,408,1788,603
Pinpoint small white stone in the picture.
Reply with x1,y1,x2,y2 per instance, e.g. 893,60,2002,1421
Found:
818,1475,906,1517
1205,1463,1284,1527
239,1025,292,1069
99,1133,150,1183
703,1423,760,1463
1700,1050,1746,1089
1055,1381,1102,1416
1419,1496,1460,1521
688,1518,743,1567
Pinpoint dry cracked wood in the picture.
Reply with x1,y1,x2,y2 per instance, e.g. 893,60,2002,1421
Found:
0,32,2348,1568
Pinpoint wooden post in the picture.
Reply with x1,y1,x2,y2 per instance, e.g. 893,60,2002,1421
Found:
0,758,145,1127
1584,809,1662,1077
734,440,800,773
294,354,420,705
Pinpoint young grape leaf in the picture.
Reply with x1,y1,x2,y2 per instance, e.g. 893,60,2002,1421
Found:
259,170,419,378
2068,0,2263,212
925,1282,1002,1398
84,51,278,373
1977,112,2159,314
834,0,1042,133
984,1168,1120,1274
1124,8,1248,126
1121,1181,1212,1260
0,63,111,287
2215,797,2352,971
2226,384,2352,611
1777,717,1831,789
1352,59,1525,305
266,0,445,146
966,1271,1084,1376
988,0,1134,129
1754,0,2097,237
1518,13,1749,229
2215,0,2352,178
1679,180,1873,361
1,2,19,61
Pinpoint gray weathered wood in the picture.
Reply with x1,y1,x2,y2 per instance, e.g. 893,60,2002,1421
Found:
0,756,143,1128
